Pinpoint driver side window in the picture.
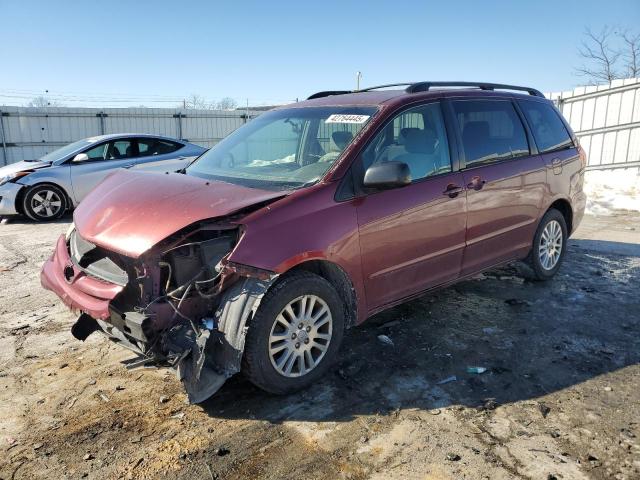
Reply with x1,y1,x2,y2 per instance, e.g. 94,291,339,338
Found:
78,140,135,161
362,102,451,182
83,143,108,161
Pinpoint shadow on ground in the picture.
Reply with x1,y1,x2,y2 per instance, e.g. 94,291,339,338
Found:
199,240,640,423
0,213,72,225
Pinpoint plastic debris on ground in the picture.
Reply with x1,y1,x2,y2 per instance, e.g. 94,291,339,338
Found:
436,375,457,385
466,366,487,374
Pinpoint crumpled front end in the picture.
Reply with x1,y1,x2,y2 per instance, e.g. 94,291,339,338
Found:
41,234,124,320
41,221,277,403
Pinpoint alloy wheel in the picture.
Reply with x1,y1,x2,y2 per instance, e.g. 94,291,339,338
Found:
268,294,333,378
538,219,563,270
30,189,63,218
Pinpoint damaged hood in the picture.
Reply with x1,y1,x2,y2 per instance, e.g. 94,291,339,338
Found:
0,160,51,176
74,170,287,258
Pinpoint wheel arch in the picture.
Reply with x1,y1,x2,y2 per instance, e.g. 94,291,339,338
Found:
546,198,573,234
283,259,358,328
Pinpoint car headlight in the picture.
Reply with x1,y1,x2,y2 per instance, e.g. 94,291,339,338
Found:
0,171,31,187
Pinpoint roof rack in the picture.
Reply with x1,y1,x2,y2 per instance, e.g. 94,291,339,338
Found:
358,83,414,92
307,90,352,100
307,81,544,100
405,81,544,97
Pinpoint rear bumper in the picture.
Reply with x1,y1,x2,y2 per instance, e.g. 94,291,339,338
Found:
0,182,22,215
40,234,123,320
572,191,587,234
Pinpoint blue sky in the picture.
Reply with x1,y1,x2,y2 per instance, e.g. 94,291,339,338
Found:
1,0,639,107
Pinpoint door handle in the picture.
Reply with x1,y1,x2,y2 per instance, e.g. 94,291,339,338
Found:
467,176,486,191
443,184,464,198
551,158,562,175
122,163,135,169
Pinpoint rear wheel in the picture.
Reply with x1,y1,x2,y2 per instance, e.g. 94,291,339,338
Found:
529,208,567,280
23,184,67,221
242,271,345,394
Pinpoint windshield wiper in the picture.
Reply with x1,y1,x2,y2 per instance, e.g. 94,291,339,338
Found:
294,178,320,189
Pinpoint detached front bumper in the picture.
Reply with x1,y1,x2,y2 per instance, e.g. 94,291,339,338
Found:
40,234,123,320
0,182,22,215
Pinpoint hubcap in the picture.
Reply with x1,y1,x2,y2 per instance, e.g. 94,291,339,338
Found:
268,294,333,378
539,220,563,270
31,190,62,218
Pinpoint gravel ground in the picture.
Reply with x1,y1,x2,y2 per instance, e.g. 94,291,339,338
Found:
0,212,638,480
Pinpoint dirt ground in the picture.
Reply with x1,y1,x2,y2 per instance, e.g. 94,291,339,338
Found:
0,212,638,480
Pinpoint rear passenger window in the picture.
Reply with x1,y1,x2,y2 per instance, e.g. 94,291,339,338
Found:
138,139,182,156
362,103,451,182
452,100,529,167
518,100,573,153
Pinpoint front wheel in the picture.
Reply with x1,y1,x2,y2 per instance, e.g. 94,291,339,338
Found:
23,184,67,221
242,271,345,394
529,208,567,281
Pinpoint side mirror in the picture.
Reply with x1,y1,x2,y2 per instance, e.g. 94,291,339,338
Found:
72,153,89,162
363,161,411,189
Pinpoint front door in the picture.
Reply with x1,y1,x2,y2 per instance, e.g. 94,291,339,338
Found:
69,139,137,202
355,102,467,311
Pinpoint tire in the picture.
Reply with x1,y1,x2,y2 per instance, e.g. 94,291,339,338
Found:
242,271,345,395
23,184,67,221
529,208,568,281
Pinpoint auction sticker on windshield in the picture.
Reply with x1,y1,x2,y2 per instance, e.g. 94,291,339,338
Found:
325,114,370,124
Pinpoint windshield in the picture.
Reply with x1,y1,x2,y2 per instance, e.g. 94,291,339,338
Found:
186,106,377,190
39,138,95,163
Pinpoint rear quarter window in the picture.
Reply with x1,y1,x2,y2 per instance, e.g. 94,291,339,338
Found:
518,100,573,153
138,138,183,156
452,99,530,168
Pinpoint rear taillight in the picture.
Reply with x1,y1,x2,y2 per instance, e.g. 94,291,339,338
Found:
576,141,587,168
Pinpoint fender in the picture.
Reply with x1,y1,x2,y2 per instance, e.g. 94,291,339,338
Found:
228,182,368,323
18,165,75,207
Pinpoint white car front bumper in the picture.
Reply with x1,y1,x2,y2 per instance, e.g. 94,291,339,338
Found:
0,182,23,215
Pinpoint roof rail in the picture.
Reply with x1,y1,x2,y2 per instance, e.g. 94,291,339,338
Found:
307,82,545,100
306,84,412,100
357,83,414,92
405,81,544,97
307,90,352,100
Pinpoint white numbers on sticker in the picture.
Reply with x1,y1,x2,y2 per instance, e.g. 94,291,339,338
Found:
325,114,370,124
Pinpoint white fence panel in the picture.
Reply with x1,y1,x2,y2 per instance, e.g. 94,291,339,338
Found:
547,77,640,170
0,106,260,165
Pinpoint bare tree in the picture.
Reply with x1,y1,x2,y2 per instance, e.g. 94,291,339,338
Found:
182,94,239,110
575,26,622,84
214,97,238,110
183,94,209,109
27,95,63,107
620,30,640,78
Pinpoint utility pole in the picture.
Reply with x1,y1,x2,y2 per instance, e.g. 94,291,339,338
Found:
356,71,362,91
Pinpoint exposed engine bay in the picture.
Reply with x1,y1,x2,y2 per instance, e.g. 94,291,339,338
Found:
67,221,277,403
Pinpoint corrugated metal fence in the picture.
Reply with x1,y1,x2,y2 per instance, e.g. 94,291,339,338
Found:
0,106,261,165
548,77,640,170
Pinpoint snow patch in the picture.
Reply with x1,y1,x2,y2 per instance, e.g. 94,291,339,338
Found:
584,168,640,215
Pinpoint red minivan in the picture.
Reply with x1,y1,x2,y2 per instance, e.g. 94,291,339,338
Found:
41,82,587,402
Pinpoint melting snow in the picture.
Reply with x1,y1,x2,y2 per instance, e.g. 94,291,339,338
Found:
584,168,640,215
